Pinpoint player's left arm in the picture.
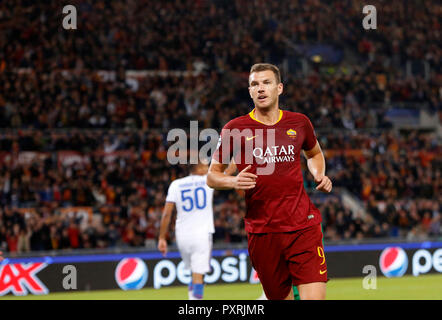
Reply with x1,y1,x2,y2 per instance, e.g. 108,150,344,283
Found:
303,141,332,193
158,202,175,256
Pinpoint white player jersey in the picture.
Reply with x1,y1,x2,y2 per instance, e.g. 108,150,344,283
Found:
166,174,215,236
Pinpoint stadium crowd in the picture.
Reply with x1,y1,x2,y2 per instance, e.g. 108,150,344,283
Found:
0,129,439,252
0,0,440,253
2,66,440,132
2,0,440,71
1,0,441,131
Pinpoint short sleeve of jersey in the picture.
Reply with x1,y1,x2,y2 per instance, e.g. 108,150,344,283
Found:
302,115,317,151
165,181,177,203
212,121,234,164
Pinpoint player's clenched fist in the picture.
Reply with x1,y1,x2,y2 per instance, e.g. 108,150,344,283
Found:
234,165,257,190
314,175,332,193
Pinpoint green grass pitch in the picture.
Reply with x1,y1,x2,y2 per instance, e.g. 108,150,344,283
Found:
1,274,441,300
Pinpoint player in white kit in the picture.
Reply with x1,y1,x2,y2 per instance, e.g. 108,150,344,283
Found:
158,162,214,300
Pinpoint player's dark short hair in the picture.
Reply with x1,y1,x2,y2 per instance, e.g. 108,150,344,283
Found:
189,163,198,174
189,158,209,174
250,63,282,84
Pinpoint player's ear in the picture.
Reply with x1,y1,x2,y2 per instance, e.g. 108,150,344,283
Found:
277,82,283,95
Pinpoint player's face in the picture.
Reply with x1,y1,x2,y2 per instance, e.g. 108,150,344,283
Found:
248,71,283,110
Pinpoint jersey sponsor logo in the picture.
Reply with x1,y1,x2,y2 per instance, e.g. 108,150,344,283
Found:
252,145,296,164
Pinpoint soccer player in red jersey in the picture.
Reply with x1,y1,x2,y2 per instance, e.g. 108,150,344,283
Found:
207,63,332,300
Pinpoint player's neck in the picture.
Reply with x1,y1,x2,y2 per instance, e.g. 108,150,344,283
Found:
253,106,281,125
190,172,206,176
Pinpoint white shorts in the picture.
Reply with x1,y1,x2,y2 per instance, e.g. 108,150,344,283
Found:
176,232,213,274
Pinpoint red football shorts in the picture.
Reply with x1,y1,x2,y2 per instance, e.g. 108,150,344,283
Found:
247,224,328,300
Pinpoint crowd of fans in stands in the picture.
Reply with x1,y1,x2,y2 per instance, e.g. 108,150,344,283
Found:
1,0,440,131
2,67,440,132
0,129,439,252
2,0,440,72
0,0,440,253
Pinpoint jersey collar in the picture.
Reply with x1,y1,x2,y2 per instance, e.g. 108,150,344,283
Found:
249,108,283,126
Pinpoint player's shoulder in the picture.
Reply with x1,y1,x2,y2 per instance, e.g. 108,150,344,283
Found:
282,110,311,122
167,178,179,191
171,175,191,185
168,175,188,188
171,174,207,186
191,174,208,183
222,113,253,129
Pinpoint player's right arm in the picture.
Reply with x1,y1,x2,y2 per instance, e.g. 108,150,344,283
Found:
224,159,238,176
158,201,175,256
207,160,257,190
208,121,257,190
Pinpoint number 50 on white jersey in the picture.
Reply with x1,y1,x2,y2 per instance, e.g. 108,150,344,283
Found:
166,174,215,237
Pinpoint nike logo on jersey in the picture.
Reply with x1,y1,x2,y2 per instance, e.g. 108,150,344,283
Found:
246,135,258,141
319,269,327,275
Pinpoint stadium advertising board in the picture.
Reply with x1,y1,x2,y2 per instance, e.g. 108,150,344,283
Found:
0,250,259,296
1,242,442,296
326,244,442,278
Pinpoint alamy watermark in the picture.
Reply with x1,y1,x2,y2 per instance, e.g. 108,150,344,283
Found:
166,122,294,175
62,5,77,30
62,265,77,290
61,5,377,34
362,265,377,290
362,5,377,30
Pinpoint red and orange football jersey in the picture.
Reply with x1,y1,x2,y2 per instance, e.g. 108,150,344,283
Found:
212,109,322,233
